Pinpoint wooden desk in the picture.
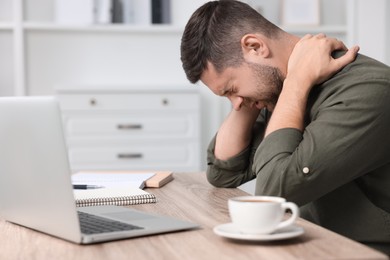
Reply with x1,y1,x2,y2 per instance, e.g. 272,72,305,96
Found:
0,173,388,260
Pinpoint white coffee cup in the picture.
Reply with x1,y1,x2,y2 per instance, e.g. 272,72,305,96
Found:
228,196,299,234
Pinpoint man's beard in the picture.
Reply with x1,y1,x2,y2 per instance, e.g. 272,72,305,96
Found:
246,62,284,107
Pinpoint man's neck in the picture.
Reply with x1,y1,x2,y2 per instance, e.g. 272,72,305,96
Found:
270,32,300,78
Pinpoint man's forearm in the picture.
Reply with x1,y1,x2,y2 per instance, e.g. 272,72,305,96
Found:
215,106,260,160
265,77,310,137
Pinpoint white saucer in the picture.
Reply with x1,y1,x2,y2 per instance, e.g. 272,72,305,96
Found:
213,223,304,241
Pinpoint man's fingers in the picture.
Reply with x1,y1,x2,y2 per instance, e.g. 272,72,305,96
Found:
333,45,360,69
302,34,313,39
327,37,348,51
315,33,327,39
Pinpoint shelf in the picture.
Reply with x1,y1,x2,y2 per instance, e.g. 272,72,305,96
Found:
55,85,198,93
4,23,348,35
0,22,14,30
23,22,184,34
3,22,348,35
282,25,348,34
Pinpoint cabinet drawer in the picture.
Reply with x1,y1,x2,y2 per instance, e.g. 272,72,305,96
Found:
68,143,199,170
58,93,200,111
64,115,197,137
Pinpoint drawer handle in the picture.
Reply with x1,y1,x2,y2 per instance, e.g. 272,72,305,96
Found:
117,124,143,130
89,98,97,106
117,153,143,159
162,98,169,106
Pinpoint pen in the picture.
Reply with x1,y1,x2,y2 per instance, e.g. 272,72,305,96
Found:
73,184,104,190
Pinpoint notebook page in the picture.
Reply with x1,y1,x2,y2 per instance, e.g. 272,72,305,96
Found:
71,172,155,189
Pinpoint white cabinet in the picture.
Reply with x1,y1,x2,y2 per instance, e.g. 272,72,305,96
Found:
57,90,201,172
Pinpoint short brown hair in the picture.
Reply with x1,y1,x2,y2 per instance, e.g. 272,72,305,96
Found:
180,0,282,83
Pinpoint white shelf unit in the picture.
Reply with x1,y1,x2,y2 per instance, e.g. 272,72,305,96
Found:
23,22,184,33
0,0,357,97
1,0,209,97
0,23,13,29
1,0,362,172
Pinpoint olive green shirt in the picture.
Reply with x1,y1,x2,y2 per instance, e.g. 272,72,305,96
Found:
206,53,390,253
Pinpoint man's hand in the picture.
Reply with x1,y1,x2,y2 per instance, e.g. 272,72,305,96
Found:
287,33,360,88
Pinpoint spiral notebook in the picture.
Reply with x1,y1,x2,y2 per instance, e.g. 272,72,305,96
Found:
74,186,157,207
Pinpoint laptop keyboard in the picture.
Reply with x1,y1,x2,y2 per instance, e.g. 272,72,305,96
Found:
78,211,144,235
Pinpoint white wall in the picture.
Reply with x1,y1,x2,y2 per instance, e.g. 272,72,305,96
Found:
387,2,390,65
354,0,390,65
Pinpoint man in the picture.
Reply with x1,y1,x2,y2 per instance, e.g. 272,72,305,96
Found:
180,0,390,254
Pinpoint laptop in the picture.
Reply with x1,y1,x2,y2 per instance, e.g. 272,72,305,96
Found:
0,96,198,244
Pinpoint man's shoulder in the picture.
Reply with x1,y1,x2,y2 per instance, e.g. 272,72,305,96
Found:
311,53,390,113
344,53,390,78
327,52,390,90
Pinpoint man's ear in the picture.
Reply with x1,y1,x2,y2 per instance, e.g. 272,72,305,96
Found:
241,34,270,62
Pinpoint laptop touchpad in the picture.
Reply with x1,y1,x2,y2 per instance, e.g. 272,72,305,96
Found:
103,211,155,222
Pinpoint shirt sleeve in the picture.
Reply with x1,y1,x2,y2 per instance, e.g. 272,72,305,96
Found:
206,117,267,188
254,74,390,206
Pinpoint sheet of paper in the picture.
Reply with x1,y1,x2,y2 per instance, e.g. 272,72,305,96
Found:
71,172,155,189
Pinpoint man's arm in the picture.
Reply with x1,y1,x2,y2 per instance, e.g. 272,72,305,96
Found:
265,34,360,136
214,105,260,160
206,116,266,188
